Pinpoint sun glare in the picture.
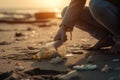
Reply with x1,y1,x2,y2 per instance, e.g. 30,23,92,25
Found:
43,0,64,7
36,0,69,9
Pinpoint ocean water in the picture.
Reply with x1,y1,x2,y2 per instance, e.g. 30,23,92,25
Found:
0,8,62,19
0,8,61,14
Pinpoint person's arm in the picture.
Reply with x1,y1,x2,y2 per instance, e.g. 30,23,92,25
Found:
60,0,86,32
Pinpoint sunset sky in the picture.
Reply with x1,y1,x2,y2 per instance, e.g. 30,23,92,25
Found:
0,0,70,9
0,0,89,12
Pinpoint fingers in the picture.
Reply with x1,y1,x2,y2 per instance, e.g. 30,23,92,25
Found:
53,28,67,49
61,34,67,42
54,41,63,49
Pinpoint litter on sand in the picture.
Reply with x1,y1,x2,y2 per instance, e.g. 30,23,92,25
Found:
73,64,97,71
101,65,112,73
33,41,60,60
50,56,64,64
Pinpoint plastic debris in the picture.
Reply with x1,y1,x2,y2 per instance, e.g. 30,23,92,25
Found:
87,56,93,63
73,64,97,71
59,70,79,80
101,65,111,72
112,59,120,63
50,56,63,64
33,41,60,59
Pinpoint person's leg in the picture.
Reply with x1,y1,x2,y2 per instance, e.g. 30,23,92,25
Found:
89,0,120,53
89,0,120,36
61,7,114,49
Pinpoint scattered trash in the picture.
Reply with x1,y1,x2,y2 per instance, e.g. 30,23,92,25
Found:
59,70,79,80
87,56,93,63
112,59,120,63
50,56,63,64
33,41,60,59
101,65,112,73
73,64,97,71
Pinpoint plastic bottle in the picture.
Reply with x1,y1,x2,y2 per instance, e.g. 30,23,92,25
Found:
33,41,60,59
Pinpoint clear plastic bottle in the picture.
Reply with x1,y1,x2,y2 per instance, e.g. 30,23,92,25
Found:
33,41,60,59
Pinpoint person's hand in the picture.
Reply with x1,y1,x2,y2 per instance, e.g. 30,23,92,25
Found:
110,42,120,54
54,27,67,49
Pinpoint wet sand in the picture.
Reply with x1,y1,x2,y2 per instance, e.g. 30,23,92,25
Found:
0,20,120,80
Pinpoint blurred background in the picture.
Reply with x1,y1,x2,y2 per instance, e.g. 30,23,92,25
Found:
0,0,90,21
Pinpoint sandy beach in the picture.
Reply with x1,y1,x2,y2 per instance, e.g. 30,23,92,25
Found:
0,20,120,80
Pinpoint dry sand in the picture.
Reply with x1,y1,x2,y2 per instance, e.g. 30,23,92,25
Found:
0,20,120,80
